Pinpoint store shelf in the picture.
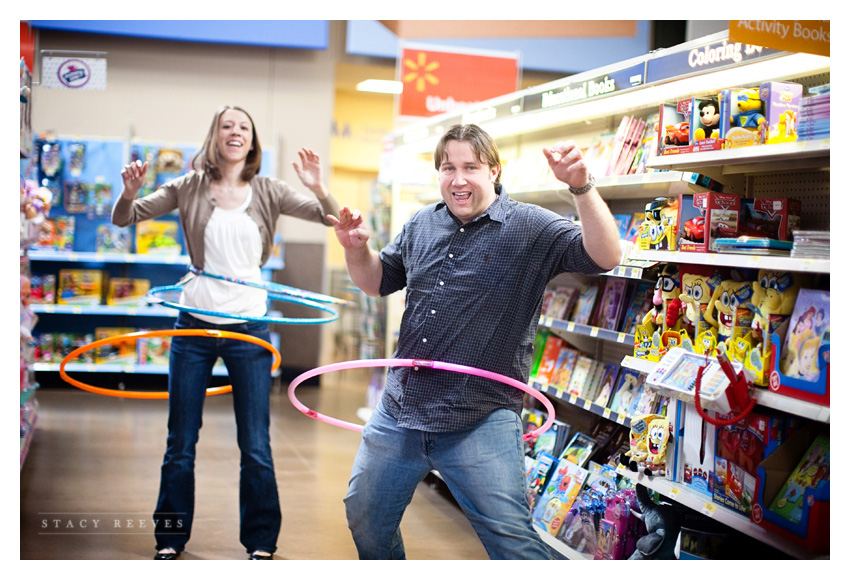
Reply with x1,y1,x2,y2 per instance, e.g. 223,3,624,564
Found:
540,316,636,347
615,466,819,560
28,250,284,269
646,138,830,175
628,249,830,274
533,379,633,428
35,362,229,375
31,303,177,317
536,527,593,560
620,355,829,424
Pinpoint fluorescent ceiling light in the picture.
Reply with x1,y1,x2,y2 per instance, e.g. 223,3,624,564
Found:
357,79,403,94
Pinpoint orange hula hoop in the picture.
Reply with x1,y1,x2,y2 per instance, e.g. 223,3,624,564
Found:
59,329,282,400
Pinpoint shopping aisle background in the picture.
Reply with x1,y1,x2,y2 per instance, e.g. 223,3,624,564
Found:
20,369,488,560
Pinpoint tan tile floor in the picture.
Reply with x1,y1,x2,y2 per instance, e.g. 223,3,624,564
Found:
20,369,489,561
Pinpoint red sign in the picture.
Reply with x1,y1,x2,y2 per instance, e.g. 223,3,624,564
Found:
398,46,518,118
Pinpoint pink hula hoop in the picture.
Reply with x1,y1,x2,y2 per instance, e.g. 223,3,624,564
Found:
287,358,556,441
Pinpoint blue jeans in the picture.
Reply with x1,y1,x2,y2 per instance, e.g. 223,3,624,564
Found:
344,400,552,560
154,312,281,555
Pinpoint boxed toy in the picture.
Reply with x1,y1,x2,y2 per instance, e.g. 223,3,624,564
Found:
712,409,784,518
740,198,801,241
755,424,829,553
57,269,105,305
637,196,678,251
691,95,722,142
96,223,133,253
720,87,766,148
106,278,151,306
759,81,803,144
136,219,182,255
36,215,75,251
658,100,692,154
678,192,741,253
29,274,56,304
676,401,716,498
137,332,171,365
94,327,138,364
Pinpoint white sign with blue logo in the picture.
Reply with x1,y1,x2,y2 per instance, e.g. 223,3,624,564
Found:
42,57,107,90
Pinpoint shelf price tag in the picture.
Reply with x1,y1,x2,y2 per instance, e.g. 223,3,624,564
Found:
617,412,627,424
602,408,612,419
617,332,626,343
582,399,592,411
567,322,575,332
72,306,83,314
568,394,578,405
701,502,717,517
590,327,599,338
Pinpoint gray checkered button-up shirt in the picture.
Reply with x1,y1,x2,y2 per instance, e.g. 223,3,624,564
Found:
379,186,605,432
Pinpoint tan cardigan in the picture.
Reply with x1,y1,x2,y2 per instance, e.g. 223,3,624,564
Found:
112,171,340,270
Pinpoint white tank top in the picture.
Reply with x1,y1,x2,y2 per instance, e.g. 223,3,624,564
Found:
181,187,267,324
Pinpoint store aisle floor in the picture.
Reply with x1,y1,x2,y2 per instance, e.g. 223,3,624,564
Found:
20,369,488,560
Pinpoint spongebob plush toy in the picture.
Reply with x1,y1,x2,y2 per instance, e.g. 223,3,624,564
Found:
635,264,683,361
746,270,804,386
704,277,756,341
620,414,665,473
621,414,672,477
679,270,723,342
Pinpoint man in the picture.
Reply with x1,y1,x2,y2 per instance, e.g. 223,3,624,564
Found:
330,124,621,559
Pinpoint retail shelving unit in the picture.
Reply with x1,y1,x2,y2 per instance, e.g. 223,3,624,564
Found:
384,31,829,559
20,60,38,468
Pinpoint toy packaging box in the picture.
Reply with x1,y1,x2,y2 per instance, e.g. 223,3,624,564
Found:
740,198,801,241
57,269,105,305
94,327,138,364
96,223,133,253
106,278,151,306
678,192,741,253
658,100,691,155
137,333,171,365
136,219,182,255
712,409,784,518
35,215,75,251
759,81,803,144
720,87,767,148
637,196,679,251
778,288,830,383
29,274,56,304
690,95,722,144
531,458,590,537
676,401,716,498
756,424,829,552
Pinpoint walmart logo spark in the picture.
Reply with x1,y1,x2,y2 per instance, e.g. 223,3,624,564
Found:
403,52,439,92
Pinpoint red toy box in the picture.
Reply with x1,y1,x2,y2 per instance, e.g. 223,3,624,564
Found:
754,423,829,554
712,409,785,518
740,198,802,241
678,192,742,253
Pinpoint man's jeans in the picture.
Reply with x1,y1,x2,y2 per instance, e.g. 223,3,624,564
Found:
344,399,552,559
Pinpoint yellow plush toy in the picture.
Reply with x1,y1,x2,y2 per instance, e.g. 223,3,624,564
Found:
679,271,723,342
704,278,756,340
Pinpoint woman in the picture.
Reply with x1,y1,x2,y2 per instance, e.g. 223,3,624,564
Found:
112,105,340,560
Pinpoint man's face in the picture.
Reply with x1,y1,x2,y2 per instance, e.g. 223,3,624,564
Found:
438,140,499,224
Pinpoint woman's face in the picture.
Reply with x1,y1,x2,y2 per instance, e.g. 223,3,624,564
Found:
216,109,254,166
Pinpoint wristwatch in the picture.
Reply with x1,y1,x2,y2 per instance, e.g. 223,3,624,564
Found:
568,174,596,196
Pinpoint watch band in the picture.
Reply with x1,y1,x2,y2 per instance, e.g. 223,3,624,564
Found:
568,174,596,196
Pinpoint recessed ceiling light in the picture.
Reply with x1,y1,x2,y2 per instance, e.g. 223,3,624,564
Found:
356,79,403,94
